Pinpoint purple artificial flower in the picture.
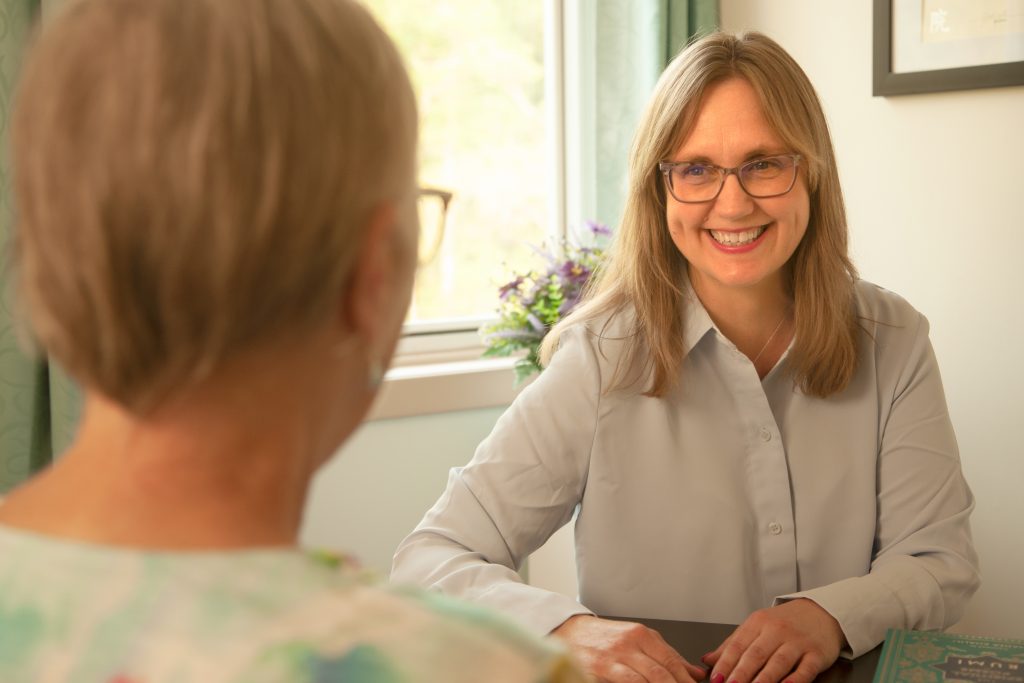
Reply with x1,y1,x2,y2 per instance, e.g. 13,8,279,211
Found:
558,260,590,288
585,220,612,237
498,275,525,301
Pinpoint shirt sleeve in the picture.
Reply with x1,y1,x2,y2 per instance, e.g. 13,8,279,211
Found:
776,312,980,658
390,325,604,635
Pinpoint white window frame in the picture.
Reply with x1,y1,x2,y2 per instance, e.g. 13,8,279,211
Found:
374,0,580,420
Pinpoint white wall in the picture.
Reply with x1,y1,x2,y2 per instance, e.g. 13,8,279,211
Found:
301,0,1024,640
721,1,1024,639
301,407,504,573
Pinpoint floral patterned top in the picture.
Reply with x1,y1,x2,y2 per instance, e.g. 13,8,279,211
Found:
0,525,584,683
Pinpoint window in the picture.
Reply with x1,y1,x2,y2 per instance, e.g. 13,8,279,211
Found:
363,0,562,357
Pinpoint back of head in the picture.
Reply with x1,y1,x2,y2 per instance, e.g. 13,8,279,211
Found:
11,0,418,412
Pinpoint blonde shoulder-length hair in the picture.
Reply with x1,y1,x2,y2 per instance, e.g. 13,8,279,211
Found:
541,31,859,398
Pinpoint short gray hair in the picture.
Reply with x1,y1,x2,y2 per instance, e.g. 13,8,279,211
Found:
12,0,418,411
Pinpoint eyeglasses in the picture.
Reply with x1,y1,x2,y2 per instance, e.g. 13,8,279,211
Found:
658,153,802,203
417,187,453,267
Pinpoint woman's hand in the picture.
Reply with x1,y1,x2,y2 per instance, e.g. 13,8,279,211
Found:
701,600,845,683
552,614,707,683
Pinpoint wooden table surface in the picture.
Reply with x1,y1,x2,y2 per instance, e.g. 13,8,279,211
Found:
607,617,881,683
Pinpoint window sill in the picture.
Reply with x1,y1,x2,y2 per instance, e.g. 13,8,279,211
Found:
368,357,531,421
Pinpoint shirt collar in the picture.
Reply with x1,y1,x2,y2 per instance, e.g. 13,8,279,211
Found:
681,272,716,357
679,270,796,375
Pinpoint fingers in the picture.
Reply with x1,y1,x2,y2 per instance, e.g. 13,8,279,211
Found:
715,645,825,683
616,651,698,683
639,628,707,682
701,642,724,668
552,615,705,683
782,653,827,683
591,650,699,683
707,601,843,683
710,631,775,683
732,642,798,683
602,625,700,683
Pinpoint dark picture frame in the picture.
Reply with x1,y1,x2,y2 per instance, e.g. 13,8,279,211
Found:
873,0,1024,96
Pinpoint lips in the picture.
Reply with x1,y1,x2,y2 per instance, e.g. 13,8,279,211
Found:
708,225,768,247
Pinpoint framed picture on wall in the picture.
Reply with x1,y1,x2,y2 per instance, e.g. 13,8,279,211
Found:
873,0,1024,95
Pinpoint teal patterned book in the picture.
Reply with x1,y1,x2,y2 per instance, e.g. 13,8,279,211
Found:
873,629,1024,683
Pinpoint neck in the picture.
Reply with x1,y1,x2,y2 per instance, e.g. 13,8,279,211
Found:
0,334,367,550
689,271,792,349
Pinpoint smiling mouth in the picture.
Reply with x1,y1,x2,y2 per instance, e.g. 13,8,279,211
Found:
708,225,768,247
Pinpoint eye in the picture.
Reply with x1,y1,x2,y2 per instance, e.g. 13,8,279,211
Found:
747,157,784,172
680,164,711,179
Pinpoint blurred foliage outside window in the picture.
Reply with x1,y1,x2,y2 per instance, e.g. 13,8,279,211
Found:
363,0,550,325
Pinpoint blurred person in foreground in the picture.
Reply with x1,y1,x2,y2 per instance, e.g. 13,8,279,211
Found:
392,31,979,683
0,0,585,681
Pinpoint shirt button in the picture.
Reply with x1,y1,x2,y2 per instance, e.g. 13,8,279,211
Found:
768,522,783,535
759,427,772,442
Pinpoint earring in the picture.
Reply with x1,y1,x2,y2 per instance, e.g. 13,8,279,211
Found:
367,358,384,391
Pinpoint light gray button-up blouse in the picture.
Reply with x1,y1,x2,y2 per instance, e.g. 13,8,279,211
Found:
391,280,980,658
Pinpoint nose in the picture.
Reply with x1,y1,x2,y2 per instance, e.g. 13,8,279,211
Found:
713,172,755,219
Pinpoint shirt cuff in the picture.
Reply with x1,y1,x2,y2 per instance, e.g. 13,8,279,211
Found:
773,591,858,660
775,566,942,659
475,581,595,636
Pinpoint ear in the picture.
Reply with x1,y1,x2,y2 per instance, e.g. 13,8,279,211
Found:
341,202,403,349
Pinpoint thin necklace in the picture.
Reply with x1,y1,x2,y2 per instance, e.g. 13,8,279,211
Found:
752,313,788,365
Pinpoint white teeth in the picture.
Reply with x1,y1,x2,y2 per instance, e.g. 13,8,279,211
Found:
709,225,767,246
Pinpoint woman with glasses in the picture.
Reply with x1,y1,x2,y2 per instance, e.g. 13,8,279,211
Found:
393,31,979,683
0,0,587,680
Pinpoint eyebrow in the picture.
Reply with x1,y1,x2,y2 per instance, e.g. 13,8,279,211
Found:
674,147,789,165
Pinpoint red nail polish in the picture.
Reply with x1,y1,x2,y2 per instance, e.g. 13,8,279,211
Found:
712,674,725,683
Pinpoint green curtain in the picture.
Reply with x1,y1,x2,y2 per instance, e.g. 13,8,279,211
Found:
0,0,81,494
569,0,719,234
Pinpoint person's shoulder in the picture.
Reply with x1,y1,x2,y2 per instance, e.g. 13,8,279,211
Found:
243,577,584,683
854,279,929,338
853,280,931,360
541,304,647,398
853,279,924,326
553,303,640,367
